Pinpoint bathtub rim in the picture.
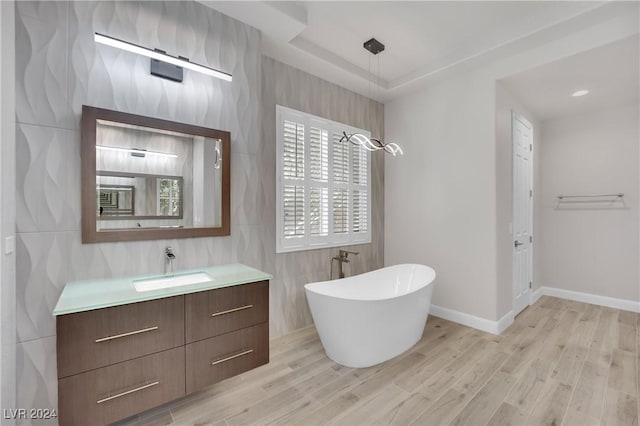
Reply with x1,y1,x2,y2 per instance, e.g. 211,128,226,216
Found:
304,263,436,302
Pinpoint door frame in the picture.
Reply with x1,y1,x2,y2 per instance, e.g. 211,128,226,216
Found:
512,110,534,315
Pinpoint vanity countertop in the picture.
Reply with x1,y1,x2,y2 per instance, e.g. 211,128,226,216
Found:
53,263,272,316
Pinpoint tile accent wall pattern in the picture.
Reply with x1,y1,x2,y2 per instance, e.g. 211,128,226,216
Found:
15,1,261,423
15,1,383,422
261,56,385,337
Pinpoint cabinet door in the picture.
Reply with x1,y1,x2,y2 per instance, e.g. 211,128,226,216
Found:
58,347,185,426
185,281,268,343
57,296,184,378
186,322,269,393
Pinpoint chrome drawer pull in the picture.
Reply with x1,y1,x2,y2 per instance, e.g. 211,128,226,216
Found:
96,381,159,404
211,349,253,366
211,304,253,317
95,326,159,343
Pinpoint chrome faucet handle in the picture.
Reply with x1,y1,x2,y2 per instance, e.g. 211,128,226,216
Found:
165,246,175,258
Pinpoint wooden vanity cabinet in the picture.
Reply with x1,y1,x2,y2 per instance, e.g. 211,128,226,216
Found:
56,280,269,426
185,280,269,342
56,296,185,378
185,280,269,393
58,347,185,426
186,322,269,394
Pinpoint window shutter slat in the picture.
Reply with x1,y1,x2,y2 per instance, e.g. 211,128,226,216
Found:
283,185,304,238
333,133,349,183
310,187,328,236
353,189,368,234
283,120,304,179
333,189,349,234
352,143,367,185
310,127,328,182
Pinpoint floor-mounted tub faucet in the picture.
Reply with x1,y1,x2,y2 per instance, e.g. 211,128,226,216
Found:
165,246,176,275
331,249,359,279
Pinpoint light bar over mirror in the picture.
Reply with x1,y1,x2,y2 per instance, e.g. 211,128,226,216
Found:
96,145,178,159
94,32,233,82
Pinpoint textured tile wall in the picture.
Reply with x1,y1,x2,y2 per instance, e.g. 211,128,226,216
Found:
15,1,261,423
261,56,385,337
14,2,383,422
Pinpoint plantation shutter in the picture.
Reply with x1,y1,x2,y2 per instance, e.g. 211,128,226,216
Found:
351,143,368,234
309,126,329,238
281,118,305,243
277,105,371,253
283,120,304,179
332,133,349,183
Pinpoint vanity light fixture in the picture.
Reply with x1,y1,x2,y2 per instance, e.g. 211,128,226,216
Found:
341,38,403,156
99,186,133,191
572,89,589,97
94,33,232,83
96,145,178,159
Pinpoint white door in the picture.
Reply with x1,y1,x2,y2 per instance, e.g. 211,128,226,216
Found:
512,112,533,316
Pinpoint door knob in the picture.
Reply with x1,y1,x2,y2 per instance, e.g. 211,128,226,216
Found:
514,240,524,247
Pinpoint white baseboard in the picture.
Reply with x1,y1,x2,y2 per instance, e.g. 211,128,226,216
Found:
535,286,640,313
430,286,639,336
430,305,514,335
532,287,544,305
496,310,515,334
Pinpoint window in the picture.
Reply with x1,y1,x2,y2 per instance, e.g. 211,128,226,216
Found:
157,178,181,216
276,105,371,253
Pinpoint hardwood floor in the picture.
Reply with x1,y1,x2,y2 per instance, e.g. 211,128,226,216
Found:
116,296,639,426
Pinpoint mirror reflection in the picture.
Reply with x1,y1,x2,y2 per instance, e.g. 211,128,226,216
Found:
97,172,183,220
96,119,222,231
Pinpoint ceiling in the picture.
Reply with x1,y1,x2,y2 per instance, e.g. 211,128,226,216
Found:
501,35,640,121
201,1,636,102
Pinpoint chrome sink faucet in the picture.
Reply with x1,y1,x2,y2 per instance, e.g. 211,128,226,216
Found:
331,249,359,279
164,247,175,276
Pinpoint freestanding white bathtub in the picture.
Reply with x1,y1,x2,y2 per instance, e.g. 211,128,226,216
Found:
305,264,436,368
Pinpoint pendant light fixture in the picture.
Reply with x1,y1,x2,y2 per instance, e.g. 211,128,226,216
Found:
340,37,403,156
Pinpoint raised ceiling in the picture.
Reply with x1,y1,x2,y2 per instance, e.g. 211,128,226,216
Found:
501,35,640,121
201,1,636,101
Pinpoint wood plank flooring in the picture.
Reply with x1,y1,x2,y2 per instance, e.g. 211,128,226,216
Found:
116,296,639,426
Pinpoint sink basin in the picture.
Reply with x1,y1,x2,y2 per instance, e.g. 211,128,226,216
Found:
133,272,213,292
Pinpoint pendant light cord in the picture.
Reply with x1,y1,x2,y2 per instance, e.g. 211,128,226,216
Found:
368,52,371,100
377,54,380,102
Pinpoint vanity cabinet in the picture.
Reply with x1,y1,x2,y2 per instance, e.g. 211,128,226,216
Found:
56,278,270,426
186,322,269,393
57,296,184,378
58,347,185,426
185,280,269,342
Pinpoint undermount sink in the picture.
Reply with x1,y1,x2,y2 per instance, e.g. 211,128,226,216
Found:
133,272,214,292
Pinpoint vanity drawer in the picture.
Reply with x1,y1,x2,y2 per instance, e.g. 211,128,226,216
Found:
185,322,268,393
57,296,184,378
185,281,268,343
58,347,185,426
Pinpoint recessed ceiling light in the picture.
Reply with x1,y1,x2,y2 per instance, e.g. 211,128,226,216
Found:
572,90,589,97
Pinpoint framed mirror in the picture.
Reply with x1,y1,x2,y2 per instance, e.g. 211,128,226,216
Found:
81,105,230,243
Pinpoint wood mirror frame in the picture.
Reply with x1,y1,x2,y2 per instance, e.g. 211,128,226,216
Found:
81,105,231,243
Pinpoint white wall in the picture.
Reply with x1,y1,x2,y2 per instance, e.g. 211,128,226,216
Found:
538,104,639,302
495,82,541,318
385,4,639,324
1,0,16,419
385,72,498,321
